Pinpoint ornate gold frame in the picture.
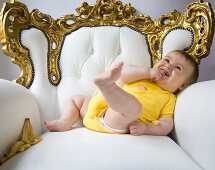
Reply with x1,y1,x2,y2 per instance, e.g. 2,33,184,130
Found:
0,0,214,88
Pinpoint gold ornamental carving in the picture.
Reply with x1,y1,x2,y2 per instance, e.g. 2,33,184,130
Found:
0,0,214,88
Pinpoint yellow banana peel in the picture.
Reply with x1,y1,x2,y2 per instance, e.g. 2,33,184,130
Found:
0,118,42,165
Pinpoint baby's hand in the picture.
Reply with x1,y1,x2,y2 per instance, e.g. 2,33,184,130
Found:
149,68,162,82
129,120,148,136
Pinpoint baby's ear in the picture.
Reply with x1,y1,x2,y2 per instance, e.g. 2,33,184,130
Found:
179,82,190,91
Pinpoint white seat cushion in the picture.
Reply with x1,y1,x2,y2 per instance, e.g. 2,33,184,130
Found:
0,128,200,170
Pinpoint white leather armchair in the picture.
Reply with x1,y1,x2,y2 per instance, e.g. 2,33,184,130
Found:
0,0,214,169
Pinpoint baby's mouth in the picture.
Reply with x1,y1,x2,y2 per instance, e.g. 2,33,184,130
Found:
160,68,171,78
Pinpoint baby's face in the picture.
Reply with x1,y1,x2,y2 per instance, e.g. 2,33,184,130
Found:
153,51,194,93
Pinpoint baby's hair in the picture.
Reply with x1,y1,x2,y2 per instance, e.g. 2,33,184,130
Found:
173,50,199,85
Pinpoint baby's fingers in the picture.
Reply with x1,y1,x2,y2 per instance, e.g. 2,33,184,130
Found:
129,122,139,135
129,127,138,135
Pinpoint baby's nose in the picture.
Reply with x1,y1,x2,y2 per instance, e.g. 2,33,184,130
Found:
166,64,172,70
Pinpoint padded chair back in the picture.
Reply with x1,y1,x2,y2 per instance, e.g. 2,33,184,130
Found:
0,0,214,131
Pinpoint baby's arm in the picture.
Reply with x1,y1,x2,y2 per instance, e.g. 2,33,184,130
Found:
120,65,151,83
129,116,174,136
121,65,162,83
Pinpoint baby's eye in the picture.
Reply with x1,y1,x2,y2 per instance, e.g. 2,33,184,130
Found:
164,58,169,63
175,65,182,71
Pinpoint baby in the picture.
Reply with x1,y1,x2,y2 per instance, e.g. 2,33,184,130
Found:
45,50,199,136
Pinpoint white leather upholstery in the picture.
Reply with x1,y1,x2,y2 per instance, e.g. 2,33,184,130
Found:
0,79,41,157
174,80,215,170
162,29,193,57
21,29,61,132
58,26,151,112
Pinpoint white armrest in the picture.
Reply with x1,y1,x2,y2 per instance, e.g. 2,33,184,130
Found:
174,80,215,170
0,79,41,156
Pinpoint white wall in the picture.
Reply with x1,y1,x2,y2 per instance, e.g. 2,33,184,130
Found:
0,0,214,82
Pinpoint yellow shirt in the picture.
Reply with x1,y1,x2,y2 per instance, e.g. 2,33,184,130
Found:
83,79,176,133
122,79,176,124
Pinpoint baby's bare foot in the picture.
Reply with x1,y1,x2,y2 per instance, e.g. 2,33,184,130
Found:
94,61,124,88
44,120,72,132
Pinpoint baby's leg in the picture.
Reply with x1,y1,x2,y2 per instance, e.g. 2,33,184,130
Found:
94,62,142,130
44,95,91,131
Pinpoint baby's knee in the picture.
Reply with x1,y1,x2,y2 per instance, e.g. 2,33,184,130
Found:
65,95,83,107
130,96,142,117
68,95,85,101
123,100,142,119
